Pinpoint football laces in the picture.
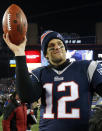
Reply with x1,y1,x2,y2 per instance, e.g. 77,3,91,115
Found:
7,13,11,31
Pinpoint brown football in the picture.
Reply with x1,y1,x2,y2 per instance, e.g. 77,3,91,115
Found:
2,4,28,45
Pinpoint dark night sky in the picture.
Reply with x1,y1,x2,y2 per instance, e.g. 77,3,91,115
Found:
0,0,102,36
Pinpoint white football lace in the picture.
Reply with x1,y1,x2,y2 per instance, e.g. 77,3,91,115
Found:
7,13,11,31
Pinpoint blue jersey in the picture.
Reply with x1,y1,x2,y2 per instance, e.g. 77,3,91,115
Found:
31,60,102,131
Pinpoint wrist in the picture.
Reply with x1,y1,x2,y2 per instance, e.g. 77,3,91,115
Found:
15,51,25,56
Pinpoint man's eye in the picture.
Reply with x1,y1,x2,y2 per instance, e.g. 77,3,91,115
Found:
48,47,54,51
60,45,64,48
58,43,62,45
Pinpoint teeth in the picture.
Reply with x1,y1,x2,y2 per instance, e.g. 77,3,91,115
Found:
7,13,11,31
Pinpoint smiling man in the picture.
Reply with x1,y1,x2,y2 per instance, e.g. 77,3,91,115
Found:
3,30,102,131
46,39,66,65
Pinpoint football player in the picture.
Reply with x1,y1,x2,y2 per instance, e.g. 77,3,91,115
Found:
3,31,102,131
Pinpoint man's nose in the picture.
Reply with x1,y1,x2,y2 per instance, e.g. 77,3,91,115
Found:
54,44,60,49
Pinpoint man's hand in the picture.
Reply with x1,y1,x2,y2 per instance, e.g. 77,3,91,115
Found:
3,33,27,56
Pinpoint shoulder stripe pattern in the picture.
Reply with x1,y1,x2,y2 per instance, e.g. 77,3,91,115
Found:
31,72,40,82
87,61,98,83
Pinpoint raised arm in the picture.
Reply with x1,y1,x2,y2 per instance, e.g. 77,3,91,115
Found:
3,33,42,103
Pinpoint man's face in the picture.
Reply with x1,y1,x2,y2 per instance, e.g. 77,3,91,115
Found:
46,39,66,66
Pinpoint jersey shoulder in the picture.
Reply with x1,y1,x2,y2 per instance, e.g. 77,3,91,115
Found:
72,60,93,68
32,66,45,75
31,66,48,81
73,60,91,65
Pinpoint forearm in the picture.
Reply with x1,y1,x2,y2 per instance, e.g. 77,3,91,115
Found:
2,33,39,102
15,56,42,103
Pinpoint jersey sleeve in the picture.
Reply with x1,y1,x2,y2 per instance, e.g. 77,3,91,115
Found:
87,61,102,89
15,56,42,103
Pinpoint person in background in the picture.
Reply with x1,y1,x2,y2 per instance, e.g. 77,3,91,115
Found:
26,103,37,131
31,99,41,119
3,30,102,131
2,91,27,131
89,104,102,131
0,96,4,117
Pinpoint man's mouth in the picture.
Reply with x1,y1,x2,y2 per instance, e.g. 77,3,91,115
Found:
53,51,62,54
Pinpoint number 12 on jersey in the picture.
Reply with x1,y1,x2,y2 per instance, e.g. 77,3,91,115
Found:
43,81,80,119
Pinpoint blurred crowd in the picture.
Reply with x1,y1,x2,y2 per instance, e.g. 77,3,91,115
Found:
0,77,40,131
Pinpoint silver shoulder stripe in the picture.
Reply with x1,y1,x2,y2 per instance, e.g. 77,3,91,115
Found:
87,61,98,82
31,72,39,82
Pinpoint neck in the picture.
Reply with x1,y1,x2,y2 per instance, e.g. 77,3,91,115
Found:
51,58,67,66
50,59,70,71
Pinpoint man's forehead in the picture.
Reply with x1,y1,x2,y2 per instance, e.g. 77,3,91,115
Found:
48,39,63,45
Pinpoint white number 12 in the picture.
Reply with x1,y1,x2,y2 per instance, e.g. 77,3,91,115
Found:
43,81,80,119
